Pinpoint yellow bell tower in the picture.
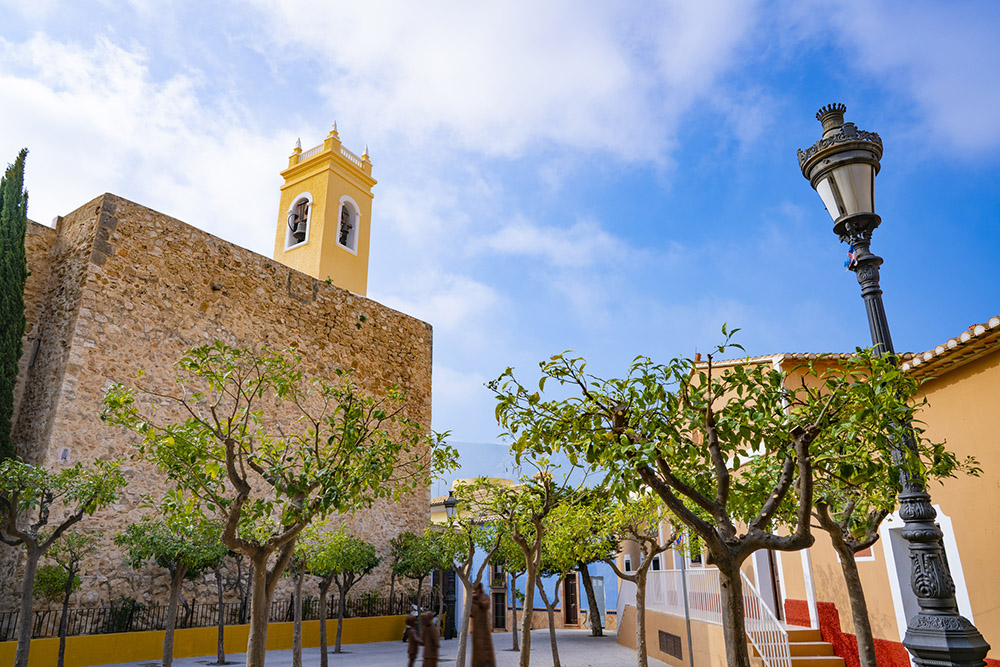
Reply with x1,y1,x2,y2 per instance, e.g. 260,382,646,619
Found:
273,123,377,296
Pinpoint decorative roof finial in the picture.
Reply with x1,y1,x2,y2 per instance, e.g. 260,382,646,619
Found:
333,120,338,133
295,137,302,150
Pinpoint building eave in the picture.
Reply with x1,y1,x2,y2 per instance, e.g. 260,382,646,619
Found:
900,316,1000,380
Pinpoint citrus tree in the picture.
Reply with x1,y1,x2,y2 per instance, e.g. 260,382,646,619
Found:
603,492,678,667
287,538,310,667
304,525,380,663
115,501,227,667
45,530,97,667
438,480,504,667
533,499,611,667
394,530,445,606
0,458,125,667
387,531,417,604
485,462,577,667
492,335,924,667
489,531,526,652
32,564,75,660
805,361,980,667
102,343,456,667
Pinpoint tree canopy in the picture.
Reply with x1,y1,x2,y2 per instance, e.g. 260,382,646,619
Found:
0,458,125,667
492,335,928,667
103,343,456,667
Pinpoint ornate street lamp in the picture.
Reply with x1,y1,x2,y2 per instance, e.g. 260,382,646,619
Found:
444,491,458,520
442,490,459,639
799,104,990,667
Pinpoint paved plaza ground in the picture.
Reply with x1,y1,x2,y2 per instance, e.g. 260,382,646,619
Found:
97,629,668,667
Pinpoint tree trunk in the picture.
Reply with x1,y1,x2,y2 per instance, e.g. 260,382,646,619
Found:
518,564,535,667
537,576,561,667
635,571,648,667
236,557,249,625
579,563,603,637
214,565,227,665
509,573,519,652
835,542,877,667
14,543,40,667
246,556,271,667
163,563,188,667
292,566,304,667
455,575,472,667
718,562,752,667
389,571,396,612
318,584,331,667
438,580,446,627
334,587,347,654
57,563,75,667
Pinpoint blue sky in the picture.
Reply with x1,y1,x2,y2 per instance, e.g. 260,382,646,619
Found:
2,1,998,482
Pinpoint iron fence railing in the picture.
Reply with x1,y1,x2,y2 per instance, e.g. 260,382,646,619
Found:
0,591,438,641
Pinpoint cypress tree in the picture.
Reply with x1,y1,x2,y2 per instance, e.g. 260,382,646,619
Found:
0,149,28,461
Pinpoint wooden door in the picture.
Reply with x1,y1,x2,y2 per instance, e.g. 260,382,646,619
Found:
564,575,578,625
492,591,506,630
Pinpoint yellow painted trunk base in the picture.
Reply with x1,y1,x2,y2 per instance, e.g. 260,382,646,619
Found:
0,615,407,667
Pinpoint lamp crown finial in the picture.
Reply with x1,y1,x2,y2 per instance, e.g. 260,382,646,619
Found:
816,103,847,137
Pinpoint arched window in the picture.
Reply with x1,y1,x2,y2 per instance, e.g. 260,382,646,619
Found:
337,197,360,253
285,194,312,249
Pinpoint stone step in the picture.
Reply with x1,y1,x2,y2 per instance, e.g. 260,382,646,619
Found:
755,641,836,658
750,640,835,659
790,642,835,657
785,626,823,642
789,656,845,667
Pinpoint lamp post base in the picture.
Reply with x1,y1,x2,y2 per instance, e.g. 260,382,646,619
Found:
904,613,990,667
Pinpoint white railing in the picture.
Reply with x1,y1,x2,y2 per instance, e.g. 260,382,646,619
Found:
300,143,323,159
340,146,363,167
617,573,636,624
740,571,792,667
625,568,790,667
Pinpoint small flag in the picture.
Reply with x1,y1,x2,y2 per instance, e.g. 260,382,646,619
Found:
844,243,857,271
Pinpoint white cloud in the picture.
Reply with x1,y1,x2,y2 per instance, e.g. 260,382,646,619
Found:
476,216,629,268
0,34,289,255
432,364,489,408
248,0,759,161
374,269,502,335
778,0,1000,156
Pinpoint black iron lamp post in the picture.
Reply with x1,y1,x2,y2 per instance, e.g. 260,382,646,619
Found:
443,491,459,640
798,104,990,667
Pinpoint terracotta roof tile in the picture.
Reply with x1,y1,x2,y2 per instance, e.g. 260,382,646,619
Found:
900,315,1000,378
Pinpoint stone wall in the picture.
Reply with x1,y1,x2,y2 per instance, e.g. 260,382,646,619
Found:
12,200,101,464
2,193,434,611
10,219,56,440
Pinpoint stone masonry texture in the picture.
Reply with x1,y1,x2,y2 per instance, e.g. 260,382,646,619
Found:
2,193,434,611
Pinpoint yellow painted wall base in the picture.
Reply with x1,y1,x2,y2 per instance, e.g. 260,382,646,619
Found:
0,615,406,667
618,605,728,667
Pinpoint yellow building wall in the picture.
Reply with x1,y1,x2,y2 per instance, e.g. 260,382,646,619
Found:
618,604,728,667
914,350,1000,650
273,131,376,296
0,615,406,667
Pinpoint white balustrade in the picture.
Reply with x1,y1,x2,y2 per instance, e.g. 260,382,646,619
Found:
628,568,790,667
340,146,364,167
300,144,323,160
740,570,792,667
